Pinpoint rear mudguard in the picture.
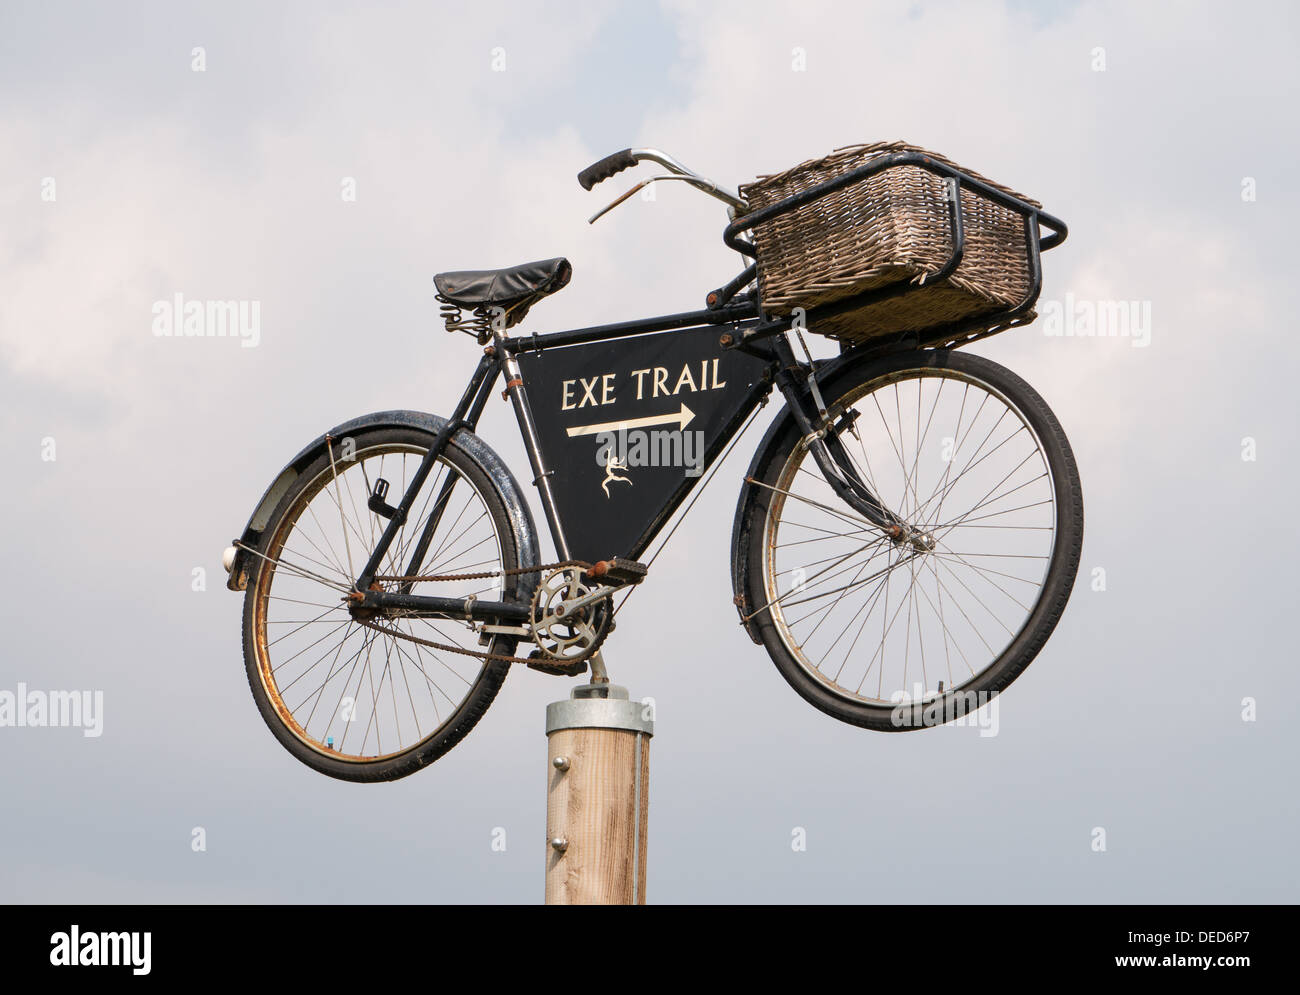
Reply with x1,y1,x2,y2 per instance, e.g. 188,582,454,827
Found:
729,346,949,643
224,409,541,600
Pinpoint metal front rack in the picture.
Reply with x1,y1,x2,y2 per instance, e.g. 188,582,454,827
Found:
711,150,1069,354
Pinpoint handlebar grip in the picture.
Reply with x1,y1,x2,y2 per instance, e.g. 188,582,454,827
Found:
578,149,637,190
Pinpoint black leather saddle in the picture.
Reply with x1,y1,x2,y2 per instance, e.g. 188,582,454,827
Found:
434,257,571,327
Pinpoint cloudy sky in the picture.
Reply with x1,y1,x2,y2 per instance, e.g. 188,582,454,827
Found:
1,0,1297,903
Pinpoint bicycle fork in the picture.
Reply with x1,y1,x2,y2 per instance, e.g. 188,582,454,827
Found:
769,335,935,553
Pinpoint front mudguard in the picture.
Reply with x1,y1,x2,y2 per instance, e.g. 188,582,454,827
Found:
224,409,541,601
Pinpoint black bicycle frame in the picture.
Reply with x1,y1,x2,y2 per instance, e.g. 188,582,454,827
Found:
350,301,775,623
352,151,1067,624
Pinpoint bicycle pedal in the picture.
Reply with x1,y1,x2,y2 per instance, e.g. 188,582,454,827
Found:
526,652,589,678
585,557,648,586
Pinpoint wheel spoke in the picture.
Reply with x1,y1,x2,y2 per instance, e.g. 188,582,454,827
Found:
760,362,1062,709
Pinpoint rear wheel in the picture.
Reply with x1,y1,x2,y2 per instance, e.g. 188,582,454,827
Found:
741,349,1083,730
241,425,525,781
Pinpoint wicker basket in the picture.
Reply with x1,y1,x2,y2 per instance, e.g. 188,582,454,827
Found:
737,142,1043,345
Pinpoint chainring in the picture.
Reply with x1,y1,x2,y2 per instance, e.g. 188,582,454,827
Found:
529,566,612,663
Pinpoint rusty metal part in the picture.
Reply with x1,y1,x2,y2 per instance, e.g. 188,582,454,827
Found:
583,557,648,586
373,559,590,585
501,377,523,400
356,559,598,667
346,583,384,621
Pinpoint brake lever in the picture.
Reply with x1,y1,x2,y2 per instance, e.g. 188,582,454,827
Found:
587,174,741,224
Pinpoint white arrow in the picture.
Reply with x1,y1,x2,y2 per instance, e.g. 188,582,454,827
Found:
566,403,696,438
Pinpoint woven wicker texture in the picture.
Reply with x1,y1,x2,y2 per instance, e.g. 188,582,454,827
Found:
738,141,1042,344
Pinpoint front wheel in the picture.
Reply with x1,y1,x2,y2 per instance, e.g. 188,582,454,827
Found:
739,349,1083,731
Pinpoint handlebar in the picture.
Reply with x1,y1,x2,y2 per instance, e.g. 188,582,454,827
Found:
577,149,638,191
577,147,746,215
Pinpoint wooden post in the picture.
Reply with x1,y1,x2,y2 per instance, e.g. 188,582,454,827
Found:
545,683,653,905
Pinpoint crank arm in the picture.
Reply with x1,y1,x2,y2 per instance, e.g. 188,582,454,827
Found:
552,585,618,620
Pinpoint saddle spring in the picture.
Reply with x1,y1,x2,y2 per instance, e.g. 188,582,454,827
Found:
437,295,494,344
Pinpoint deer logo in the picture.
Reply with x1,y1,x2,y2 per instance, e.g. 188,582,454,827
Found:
601,455,633,499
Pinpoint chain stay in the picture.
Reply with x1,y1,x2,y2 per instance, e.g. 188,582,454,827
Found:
362,560,598,665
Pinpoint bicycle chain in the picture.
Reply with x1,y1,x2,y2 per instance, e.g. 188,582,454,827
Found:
372,558,591,585
360,559,599,665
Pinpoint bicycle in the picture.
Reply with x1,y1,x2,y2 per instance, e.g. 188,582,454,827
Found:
223,146,1082,781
